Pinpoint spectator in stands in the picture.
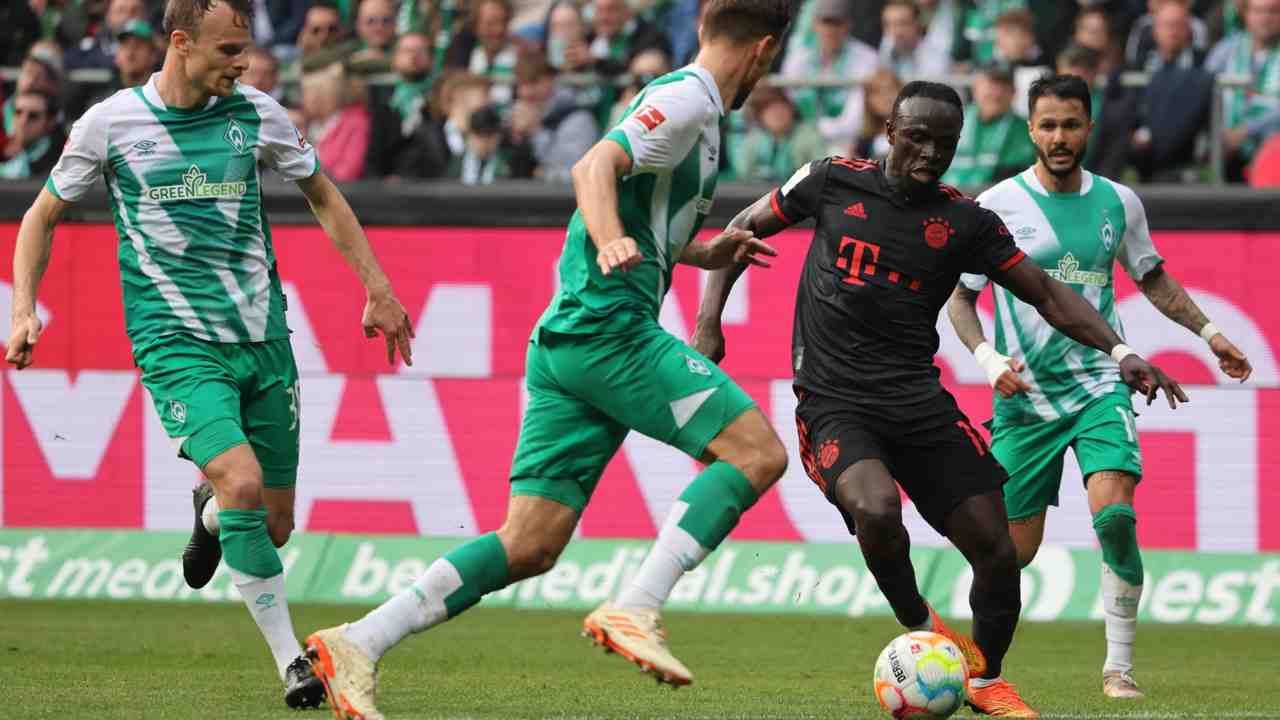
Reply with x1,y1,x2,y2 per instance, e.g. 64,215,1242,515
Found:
0,90,63,181
919,0,961,64
665,0,703,67
395,72,492,179
450,104,511,184
955,0,1028,67
1127,0,1209,68
1131,0,1207,70
605,48,673,128
242,47,282,98
66,18,157,120
732,84,825,183
301,63,371,182
65,0,145,72
585,0,671,76
781,0,879,151
879,0,952,79
1209,0,1280,180
385,32,434,132
942,62,1037,188
0,2,41,67
543,1,592,73
1074,6,1125,73
291,4,346,66
349,0,397,72
446,0,519,106
993,8,1046,67
4,43,63,140
849,68,902,161
245,0,308,52
506,51,598,182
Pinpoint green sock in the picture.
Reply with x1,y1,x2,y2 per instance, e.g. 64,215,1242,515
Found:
1093,504,1143,586
675,461,759,550
218,509,283,579
441,532,510,618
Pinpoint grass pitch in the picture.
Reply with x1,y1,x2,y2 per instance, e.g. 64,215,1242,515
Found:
1,600,1276,719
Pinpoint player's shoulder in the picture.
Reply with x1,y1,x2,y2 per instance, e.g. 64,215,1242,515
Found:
233,82,289,118
974,172,1033,214
821,155,881,189
1092,172,1145,214
639,69,718,116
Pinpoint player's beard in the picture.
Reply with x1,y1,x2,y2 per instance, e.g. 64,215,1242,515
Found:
1037,140,1086,178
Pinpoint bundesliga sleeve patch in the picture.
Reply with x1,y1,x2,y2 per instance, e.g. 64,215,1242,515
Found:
632,105,667,132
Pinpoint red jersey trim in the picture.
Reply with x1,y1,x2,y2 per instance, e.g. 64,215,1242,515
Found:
997,249,1027,272
770,189,794,224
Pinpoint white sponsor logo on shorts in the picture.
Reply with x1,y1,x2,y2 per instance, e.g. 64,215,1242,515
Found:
168,400,187,425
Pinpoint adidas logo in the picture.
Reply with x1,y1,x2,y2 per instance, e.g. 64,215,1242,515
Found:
844,202,867,219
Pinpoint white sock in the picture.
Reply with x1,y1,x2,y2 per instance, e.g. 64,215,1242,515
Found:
969,676,1000,688
344,557,462,662
1101,563,1141,674
229,569,302,681
201,495,221,534
615,502,709,611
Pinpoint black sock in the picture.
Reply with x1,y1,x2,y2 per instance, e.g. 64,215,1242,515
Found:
858,518,929,629
970,564,1021,678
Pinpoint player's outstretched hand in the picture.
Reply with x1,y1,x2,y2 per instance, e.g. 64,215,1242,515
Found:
1119,354,1188,409
1209,334,1252,382
691,322,726,364
362,290,415,367
994,359,1031,399
699,228,777,270
5,313,41,370
598,237,643,275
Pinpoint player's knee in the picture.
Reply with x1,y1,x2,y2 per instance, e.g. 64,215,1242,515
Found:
506,537,566,579
845,486,902,530
975,532,1019,577
1014,537,1040,569
214,473,263,510
757,434,789,485
267,514,294,547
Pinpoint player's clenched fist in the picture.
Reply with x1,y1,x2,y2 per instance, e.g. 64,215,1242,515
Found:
5,313,42,370
597,237,643,275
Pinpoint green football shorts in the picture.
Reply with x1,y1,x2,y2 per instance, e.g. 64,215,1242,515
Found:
508,324,757,513
136,334,301,488
992,389,1143,520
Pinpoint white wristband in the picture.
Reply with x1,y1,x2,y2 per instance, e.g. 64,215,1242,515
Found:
1199,322,1221,343
1110,343,1138,364
974,342,1013,386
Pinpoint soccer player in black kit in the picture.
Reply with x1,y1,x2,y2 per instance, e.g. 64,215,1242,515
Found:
693,82,1186,719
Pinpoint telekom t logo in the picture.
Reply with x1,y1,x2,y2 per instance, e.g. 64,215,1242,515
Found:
836,236,880,286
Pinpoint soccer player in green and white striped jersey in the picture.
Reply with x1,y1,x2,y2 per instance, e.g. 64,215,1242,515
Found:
304,3,794,717
948,74,1253,701
6,0,414,709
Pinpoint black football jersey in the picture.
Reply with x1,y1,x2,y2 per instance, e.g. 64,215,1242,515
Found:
771,157,1026,408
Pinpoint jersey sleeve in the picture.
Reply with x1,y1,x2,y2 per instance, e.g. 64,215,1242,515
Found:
251,88,320,181
768,157,831,225
45,103,110,202
1114,182,1164,281
965,205,1026,277
605,82,709,173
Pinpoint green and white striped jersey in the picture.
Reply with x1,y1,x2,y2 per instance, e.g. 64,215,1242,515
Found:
960,169,1164,424
537,65,723,336
46,76,319,353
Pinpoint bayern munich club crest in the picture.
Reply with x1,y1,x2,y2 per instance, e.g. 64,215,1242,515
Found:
818,439,840,469
922,217,956,249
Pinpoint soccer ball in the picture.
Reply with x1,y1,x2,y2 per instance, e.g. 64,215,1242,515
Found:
872,631,968,719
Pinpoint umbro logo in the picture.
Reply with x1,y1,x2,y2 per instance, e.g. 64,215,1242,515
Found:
844,202,868,219
132,139,157,156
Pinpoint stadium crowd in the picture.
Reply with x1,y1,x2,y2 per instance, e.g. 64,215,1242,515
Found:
3,0,1280,187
